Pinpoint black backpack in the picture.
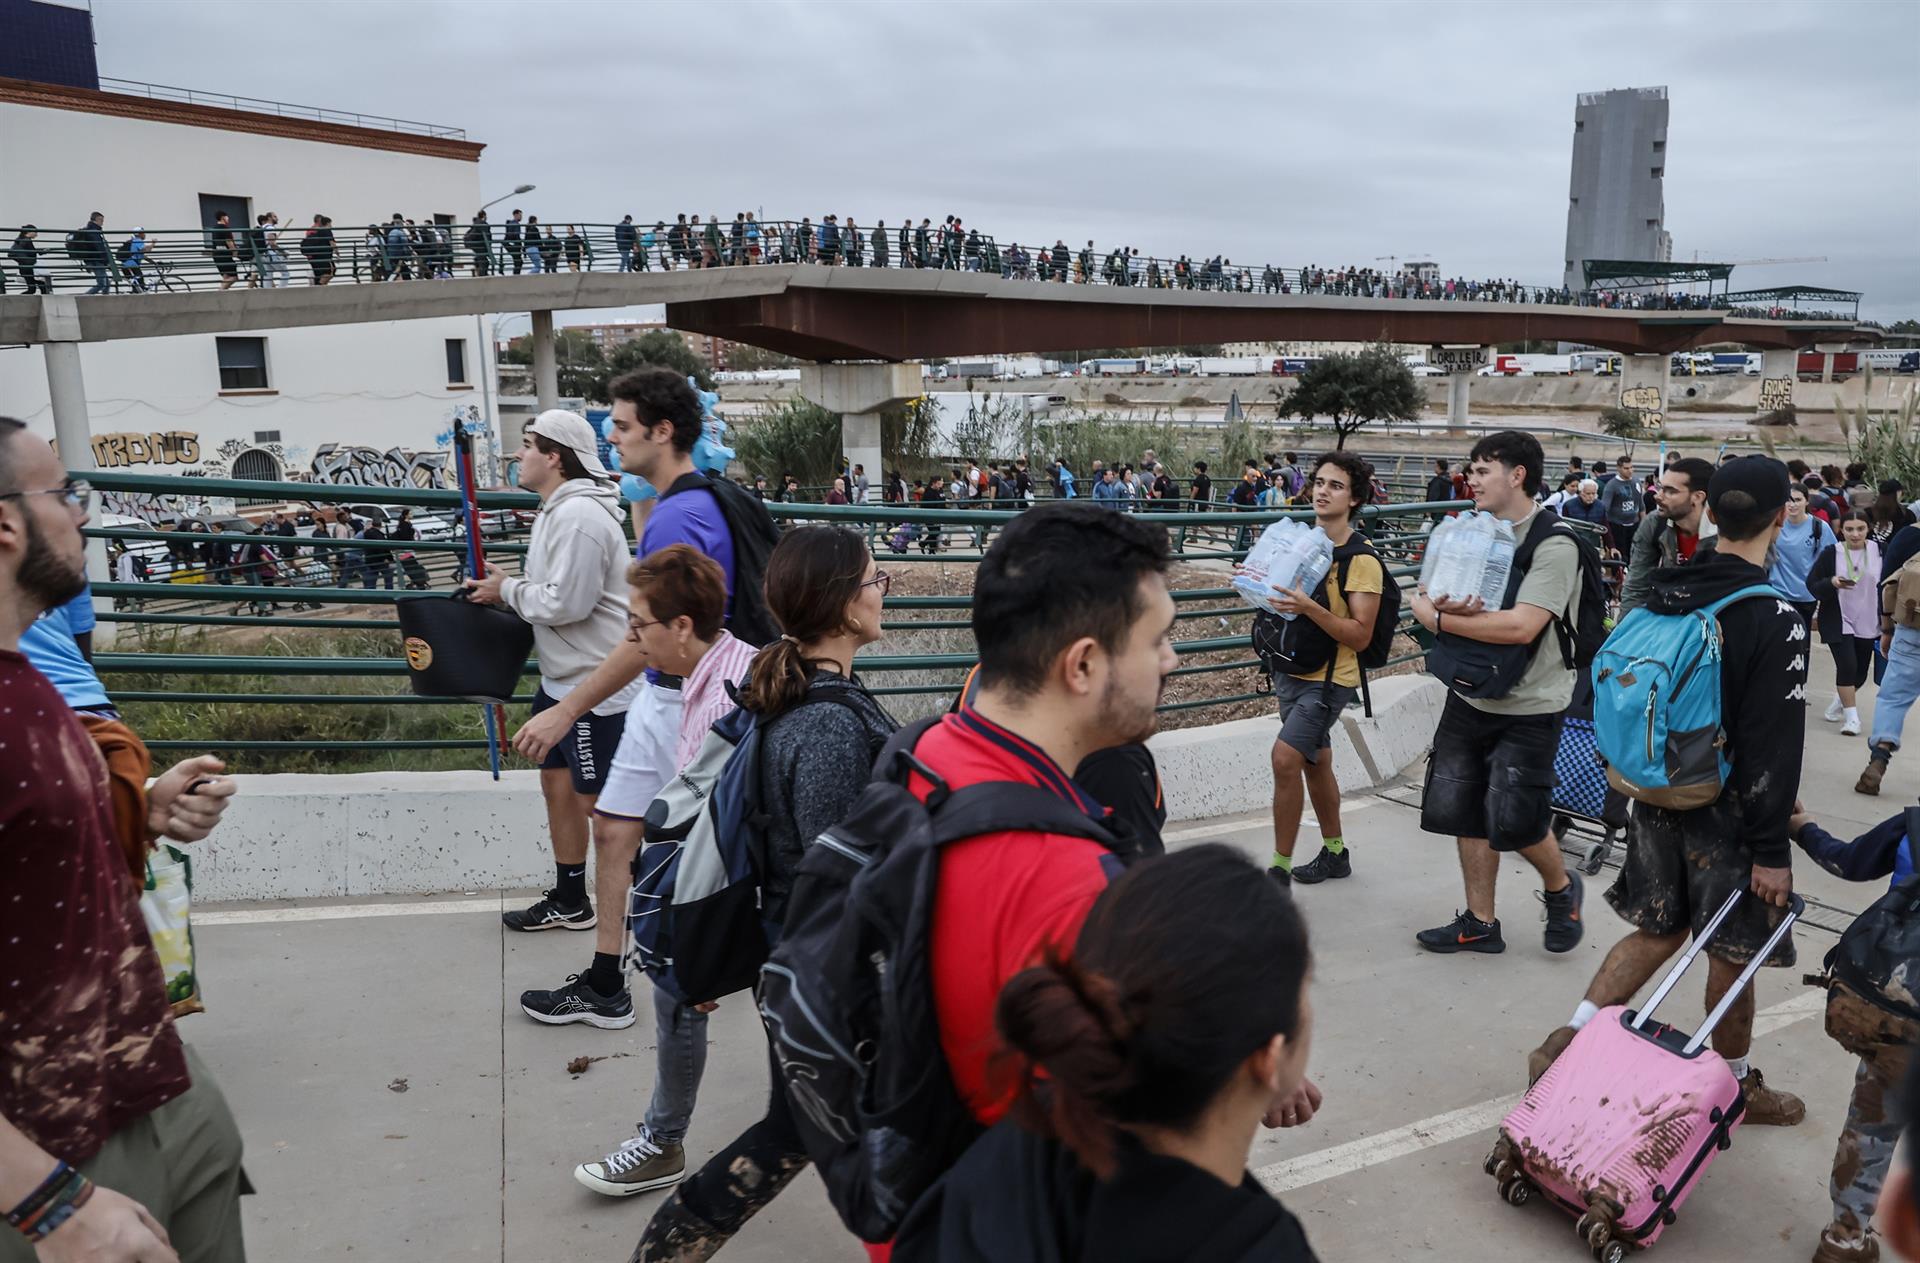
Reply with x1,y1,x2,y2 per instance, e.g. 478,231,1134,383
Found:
659,471,783,648
1827,827,1920,1024
757,718,1128,1242
1424,510,1608,699
1251,537,1403,710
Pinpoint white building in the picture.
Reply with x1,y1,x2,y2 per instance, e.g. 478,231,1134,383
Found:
0,68,499,504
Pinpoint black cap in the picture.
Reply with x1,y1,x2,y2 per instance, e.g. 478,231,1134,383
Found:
1707,455,1791,518
1882,479,1904,496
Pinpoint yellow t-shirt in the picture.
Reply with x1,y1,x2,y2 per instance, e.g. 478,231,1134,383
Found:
1289,549,1385,689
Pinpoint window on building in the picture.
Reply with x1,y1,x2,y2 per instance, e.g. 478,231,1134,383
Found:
1651,167,1663,178
1647,219,1659,229
1574,121,1585,133
198,193,251,237
446,339,469,385
231,449,281,505
1652,140,1665,152
215,337,269,390
1569,197,1579,206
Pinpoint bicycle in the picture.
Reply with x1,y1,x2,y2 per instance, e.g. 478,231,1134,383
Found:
148,258,189,292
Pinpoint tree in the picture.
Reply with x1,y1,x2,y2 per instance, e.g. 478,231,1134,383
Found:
724,342,802,373
732,397,841,487
605,329,712,394
1273,341,1422,448
497,329,606,401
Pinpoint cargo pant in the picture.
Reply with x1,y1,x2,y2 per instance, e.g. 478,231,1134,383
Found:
1823,984,1920,1241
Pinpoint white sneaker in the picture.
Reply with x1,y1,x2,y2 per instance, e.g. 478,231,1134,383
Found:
1842,715,1862,736
1824,696,1846,723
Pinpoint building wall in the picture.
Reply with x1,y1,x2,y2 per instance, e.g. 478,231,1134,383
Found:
0,95,499,494
1562,86,1670,291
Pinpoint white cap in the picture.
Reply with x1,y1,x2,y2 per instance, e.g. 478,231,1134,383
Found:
525,409,614,483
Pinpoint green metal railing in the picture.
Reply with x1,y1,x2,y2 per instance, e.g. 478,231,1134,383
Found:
80,469,1483,762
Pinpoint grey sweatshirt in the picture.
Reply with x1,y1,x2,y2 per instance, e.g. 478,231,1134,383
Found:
499,478,635,714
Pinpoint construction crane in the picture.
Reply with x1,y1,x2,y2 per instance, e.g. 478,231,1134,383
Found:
1374,253,1432,266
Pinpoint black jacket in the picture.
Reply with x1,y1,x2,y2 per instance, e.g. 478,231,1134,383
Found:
895,1123,1318,1263
1641,551,1808,868
71,222,108,265
1807,542,1867,645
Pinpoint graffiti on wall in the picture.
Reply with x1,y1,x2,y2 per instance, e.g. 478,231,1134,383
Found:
1620,385,1665,432
308,443,453,488
1758,378,1794,412
90,431,201,467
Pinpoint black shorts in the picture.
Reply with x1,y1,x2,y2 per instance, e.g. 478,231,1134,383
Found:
529,687,627,796
1604,801,1796,968
1420,692,1564,851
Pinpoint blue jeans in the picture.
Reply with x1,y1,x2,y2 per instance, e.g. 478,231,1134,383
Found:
87,264,110,294
643,982,708,1144
1870,626,1920,754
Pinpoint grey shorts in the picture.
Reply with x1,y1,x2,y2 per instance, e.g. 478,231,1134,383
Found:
1273,673,1356,760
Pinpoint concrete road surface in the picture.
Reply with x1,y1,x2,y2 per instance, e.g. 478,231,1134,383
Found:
187,657,1902,1261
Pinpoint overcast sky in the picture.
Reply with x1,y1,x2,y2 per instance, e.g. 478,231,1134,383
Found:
91,0,1919,324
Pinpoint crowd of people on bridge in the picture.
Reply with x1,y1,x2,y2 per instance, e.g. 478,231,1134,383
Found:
16,391,1920,1263
2,210,1817,317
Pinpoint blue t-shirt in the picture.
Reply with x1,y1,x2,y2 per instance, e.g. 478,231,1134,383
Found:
1769,515,1834,603
20,586,110,710
638,485,737,682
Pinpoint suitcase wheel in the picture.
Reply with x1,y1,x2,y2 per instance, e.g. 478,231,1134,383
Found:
1581,831,1615,877
1498,1175,1532,1207
1577,1210,1616,1254
1598,1242,1628,1263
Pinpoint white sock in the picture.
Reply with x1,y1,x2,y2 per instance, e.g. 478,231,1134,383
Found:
1846,707,1861,724
1569,1000,1600,1031
1727,1055,1750,1081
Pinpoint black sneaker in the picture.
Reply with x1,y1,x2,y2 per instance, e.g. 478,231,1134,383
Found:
1540,871,1585,954
1415,910,1505,954
502,890,595,933
1291,846,1351,885
519,973,635,1029
1268,866,1293,890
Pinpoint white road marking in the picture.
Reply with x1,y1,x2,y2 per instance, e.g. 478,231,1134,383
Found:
1161,797,1378,846
198,898,503,926
1254,988,1829,1194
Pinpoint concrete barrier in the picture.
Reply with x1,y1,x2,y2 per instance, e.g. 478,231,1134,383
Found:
189,675,1445,902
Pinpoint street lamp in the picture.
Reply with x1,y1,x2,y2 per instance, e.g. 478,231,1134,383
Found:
475,184,534,483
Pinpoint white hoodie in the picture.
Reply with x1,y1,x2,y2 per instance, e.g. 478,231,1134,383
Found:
499,478,637,714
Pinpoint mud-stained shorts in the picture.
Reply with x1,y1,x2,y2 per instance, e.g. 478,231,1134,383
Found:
1604,800,1796,967
1419,692,1564,852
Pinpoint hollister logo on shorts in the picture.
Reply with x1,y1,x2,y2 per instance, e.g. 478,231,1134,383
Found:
404,636,434,670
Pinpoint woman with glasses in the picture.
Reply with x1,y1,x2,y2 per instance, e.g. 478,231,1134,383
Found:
632,525,896,1259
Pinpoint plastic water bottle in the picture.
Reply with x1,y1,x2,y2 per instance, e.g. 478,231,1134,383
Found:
1420,516,1455,592
1429,512,1466,600
1439,512,1488,602
1478,517,1517,607
1291,526,1334,604
1233,519,1294,607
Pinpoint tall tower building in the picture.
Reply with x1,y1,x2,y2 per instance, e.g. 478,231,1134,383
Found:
1562,86,1670,292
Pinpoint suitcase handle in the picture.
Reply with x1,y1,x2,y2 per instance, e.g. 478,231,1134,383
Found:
1628,889,1805,1056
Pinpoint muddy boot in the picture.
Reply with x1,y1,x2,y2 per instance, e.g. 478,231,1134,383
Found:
1527,1025,1577,1085
1739,1067,1806,1126
1857,748,1891,796
1812,1223,1880,1262
628,1190,726,1263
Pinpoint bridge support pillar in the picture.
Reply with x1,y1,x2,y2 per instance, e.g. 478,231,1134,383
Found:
1757,349,1797,415
799,362,924,489
39,297,114,642
531,310,558,410
1445,371,1472,426
1620,354,1669,432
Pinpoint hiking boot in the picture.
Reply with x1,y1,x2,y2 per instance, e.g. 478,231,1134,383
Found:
1527,1024,1578,1085
1540,872,1585,954
502,890,595,932
1416,910,1505,954
1858,756,1889,796
574,1128,686,1197
1739,1067,1806,1126
1812,1224,1880,1263
1267,866,1293,891
1291,846,1351,885
519,973,635,1029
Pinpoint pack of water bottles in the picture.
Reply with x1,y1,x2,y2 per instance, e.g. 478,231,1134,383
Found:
1419,510,1518,606
1233,518,1335,619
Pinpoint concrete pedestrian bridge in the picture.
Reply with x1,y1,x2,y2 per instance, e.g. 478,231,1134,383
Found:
0,263,1868,359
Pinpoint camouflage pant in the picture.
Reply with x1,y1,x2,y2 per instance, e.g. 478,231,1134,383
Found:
1825,986,1920,1238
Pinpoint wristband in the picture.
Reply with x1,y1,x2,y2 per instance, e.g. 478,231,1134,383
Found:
6,1162,94,1242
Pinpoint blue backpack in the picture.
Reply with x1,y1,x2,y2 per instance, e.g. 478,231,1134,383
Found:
1590,584,1778,809
627,684,863,1004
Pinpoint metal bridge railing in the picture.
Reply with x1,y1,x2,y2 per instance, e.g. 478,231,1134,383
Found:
78,469,1484,765
2,219,1788,315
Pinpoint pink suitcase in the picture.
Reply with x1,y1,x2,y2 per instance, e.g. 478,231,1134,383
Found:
1487,890,1802,1261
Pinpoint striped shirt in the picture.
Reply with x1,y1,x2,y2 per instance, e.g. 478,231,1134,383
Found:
675,630,758,772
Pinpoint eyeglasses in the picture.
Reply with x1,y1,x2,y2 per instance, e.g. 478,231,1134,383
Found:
858,571,893,598
626,615,666,634
0,479,91,513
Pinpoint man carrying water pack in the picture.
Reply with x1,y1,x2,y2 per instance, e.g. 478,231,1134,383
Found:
1528,456,1808,1125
